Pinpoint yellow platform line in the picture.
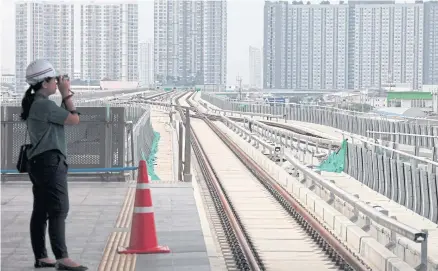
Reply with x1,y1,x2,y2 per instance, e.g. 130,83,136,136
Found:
98,186,137,271
116,187,135,228
122,188,135,228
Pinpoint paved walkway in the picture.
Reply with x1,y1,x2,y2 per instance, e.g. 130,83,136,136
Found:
1,182,130,271
1,181,214,271
134,183,212,271
151,110,177,182
102,111,215,271
1,110,215,271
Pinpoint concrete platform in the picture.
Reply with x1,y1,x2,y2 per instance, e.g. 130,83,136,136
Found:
1,181,213,271
1,182,130,271
134,183,212,271
1,110,213,271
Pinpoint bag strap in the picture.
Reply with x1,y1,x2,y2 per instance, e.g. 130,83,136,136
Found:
25,124,28,143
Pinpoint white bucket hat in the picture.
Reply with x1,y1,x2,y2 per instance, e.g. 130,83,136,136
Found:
25,59,59,85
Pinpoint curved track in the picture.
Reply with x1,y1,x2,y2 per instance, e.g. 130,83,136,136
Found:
190,92,340,150
192,119,342,270
175,91,369,271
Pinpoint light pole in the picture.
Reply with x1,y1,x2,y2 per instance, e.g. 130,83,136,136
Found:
236,75,243,101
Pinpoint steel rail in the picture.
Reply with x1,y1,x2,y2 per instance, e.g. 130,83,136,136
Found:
183,91,370,271
175,91,260,270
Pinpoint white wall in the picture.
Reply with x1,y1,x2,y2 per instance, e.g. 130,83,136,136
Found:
400,99,433,109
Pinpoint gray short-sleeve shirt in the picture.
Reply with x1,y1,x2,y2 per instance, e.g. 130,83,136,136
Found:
26,94,69,159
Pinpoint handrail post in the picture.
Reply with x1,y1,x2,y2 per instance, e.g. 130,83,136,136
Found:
128,121,135,179
104,106,112,168
416,229,428,271
178,121,184,181
1,117,7,171
183,108,192,182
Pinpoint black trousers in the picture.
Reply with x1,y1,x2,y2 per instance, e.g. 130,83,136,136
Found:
27,150,69,261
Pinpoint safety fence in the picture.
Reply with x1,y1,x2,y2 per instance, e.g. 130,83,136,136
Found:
345,141,438,223
0,88,156,106
130,106,155,169
201,92,438,148
1,103,156,181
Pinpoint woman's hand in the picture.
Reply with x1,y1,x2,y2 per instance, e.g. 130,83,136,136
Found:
58,76,71,97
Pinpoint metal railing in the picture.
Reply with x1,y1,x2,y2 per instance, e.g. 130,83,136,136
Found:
220,115,430,271
201,92,438,148
341,131,438,223
0,88,157,106
224,111,438,224
0,90,166,180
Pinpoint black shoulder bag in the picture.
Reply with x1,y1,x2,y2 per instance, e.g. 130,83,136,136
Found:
16,126,32,173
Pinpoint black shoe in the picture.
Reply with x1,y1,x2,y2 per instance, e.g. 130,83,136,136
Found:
34,260,56,268
55,262,88,271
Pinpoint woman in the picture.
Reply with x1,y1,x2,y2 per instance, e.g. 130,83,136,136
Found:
21,59,88,271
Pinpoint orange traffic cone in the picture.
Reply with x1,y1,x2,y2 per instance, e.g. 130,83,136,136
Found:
118,160,170,254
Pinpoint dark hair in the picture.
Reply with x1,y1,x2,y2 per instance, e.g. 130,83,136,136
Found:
20,82,43,121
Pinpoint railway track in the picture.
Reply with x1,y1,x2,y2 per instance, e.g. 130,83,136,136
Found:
191,93,341,151
191,92,338,166
173,91,370,271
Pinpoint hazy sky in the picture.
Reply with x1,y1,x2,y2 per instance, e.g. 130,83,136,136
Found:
0,0,265,85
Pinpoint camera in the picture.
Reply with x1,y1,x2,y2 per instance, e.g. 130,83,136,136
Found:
56,74,70,82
